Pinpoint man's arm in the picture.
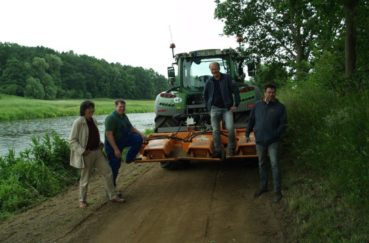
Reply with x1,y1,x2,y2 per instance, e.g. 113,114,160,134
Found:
246,107,256,141
227,76,240,112
105,116,121,159
231,78,241,107
106,131,121,159
203,81,209,109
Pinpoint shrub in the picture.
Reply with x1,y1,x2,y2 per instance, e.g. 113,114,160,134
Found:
279,83,369,241
0,132,78,219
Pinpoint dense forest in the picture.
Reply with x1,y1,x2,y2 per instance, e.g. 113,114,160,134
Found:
0,43,168,99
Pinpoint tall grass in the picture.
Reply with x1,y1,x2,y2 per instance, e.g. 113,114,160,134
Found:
0,132,79,220
279,83,369,242
0,94,154,121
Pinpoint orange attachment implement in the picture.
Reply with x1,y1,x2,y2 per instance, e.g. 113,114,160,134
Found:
135,128,257,163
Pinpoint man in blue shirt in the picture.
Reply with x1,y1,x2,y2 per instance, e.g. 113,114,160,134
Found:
203,62,240,158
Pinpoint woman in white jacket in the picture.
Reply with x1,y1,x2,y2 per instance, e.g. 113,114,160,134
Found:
69,100,124,208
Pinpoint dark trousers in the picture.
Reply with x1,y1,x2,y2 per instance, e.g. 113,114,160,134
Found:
105,133,143,186
256,142,281,193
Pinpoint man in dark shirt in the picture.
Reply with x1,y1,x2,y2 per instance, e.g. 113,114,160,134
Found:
104,99,144,188
246,83,287,202
203,62,240,158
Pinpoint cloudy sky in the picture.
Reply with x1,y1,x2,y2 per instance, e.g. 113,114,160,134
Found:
0,0,238,75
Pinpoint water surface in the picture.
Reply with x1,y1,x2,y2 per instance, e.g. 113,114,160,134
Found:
0,113,155,156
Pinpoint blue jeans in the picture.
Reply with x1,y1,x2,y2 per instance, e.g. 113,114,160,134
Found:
210,106,235,153
256,142,281,193
105,133,143,186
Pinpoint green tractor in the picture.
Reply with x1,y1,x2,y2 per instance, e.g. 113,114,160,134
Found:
154,45,260,132
135,44,260,169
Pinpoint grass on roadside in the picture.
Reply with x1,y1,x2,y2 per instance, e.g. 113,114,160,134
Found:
279,83,369,242
0,94,154,121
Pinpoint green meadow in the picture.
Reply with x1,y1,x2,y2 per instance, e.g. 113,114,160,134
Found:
0,94,154,121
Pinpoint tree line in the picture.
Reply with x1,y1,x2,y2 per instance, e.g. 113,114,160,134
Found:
215,0,369,91
0,43,168,99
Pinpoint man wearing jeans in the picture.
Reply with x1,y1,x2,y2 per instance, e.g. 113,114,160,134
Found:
246,83,287,202
203,62,240,158
104,99,144,190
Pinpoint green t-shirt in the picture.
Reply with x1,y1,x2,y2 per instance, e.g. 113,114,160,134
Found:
105,111,133,143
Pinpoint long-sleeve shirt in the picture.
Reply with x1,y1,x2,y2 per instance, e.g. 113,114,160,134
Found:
203,73,240,110
246,99,287,146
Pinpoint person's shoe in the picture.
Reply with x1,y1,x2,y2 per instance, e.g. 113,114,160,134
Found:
212,151,222,158
116,191,123,198
125,159,134,164
79,201,88,208
111,195,126,203
273,192,283,203
254,189,268,198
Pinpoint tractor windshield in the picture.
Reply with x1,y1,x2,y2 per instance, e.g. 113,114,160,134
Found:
183,57,228,89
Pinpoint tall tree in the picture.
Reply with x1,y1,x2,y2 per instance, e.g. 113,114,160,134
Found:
0,57,29,95
343,0,358,78
215,0,319,79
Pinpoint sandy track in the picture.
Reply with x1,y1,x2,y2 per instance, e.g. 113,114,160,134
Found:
62,161,284,243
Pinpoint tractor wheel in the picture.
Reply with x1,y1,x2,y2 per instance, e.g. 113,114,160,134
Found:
160,161,190,170
154,116,180,131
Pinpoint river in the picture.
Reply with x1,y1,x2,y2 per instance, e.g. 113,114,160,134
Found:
0,112,155,157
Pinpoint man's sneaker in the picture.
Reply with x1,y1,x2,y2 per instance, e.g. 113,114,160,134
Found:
254,189,268,198
79,201,88,208
273,192,283,203
111,195,125,203
126,154,141,164
125,159,135,164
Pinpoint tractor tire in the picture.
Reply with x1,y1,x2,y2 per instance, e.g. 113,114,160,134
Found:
154,116,180,131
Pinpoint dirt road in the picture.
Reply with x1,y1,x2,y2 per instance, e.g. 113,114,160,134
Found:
0,160,286,243
63,161,285,243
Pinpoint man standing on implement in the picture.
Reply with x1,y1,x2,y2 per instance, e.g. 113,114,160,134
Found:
246,83,287,203
203,62,240,158
104,99,144,191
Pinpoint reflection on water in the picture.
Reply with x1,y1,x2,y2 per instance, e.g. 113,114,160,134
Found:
0,113,155,156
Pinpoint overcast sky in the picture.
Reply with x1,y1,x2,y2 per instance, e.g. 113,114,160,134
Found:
0,0,238,75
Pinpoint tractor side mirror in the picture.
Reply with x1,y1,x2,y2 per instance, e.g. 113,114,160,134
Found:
167,66,175,78
167,66,176,87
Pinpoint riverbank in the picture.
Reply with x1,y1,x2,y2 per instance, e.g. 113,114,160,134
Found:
0,94,154,121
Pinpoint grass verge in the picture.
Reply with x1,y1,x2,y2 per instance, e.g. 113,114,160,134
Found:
0,94,154,121
278,83,369,242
